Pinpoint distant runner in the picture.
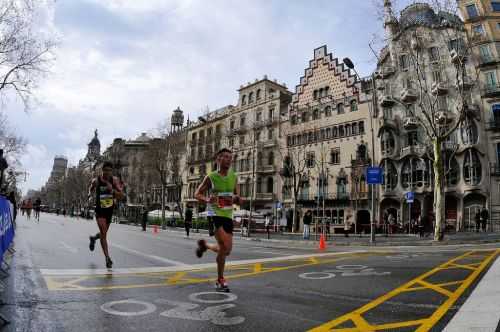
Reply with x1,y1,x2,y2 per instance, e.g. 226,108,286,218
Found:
26,198,33,220
87,161,124,268
34,197,42,222
195,148,242,292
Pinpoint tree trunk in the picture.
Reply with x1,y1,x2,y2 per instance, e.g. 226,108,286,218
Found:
433,139,445,241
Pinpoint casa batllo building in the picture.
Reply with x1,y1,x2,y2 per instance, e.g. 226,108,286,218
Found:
375,1,491,231
282,45,376,232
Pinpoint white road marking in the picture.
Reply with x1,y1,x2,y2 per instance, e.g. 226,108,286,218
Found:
101,299,157,317
109,243,189,267
40,250,368,276
443,256,500,332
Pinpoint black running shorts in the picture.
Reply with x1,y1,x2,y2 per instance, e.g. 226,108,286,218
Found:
95,208,113,224
213,216,233,234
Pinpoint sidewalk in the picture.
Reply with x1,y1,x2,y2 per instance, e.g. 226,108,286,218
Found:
138,223,500,247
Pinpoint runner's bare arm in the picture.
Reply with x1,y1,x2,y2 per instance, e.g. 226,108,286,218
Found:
195,176,214,204
112,177,125,200
233,182,243,205
88,178,97,199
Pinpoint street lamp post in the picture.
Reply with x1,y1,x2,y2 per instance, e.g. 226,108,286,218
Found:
343,58,377,243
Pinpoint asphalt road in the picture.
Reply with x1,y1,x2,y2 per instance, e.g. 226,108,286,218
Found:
3,213,500,332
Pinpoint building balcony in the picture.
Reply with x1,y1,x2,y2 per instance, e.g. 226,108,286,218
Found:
431,82,448,96
478,55,500,67
258,139,278,148
400,88,417,103
297,192,351,202
491,164,500,177
401,144,426,157
255,193,274,200
470,32,488,44
481,83,500,98
256,165,276,173
443,141,458,151
378,117,398,131
381,66,396,78
379,95,396,108
403,116,418,129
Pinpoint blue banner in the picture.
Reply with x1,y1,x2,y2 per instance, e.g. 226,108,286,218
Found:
366,167,383,184
0,196,14,263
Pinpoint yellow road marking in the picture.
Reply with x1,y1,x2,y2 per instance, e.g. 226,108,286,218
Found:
308,249,500,332
45,252,374,291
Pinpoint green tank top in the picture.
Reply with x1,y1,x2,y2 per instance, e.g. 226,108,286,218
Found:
208,170,237,219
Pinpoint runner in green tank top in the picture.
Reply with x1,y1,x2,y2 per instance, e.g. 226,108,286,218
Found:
195,148,243,292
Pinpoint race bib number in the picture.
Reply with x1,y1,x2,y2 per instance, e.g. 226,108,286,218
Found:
100,194,114,209
217,192,233,210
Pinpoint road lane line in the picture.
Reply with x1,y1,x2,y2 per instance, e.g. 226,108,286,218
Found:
40,250,370,276
443,255,500,332
109,243,189,267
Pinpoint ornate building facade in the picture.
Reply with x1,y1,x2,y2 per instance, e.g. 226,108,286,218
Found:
458,0,500,225
282,45,376,232
375,1,490,231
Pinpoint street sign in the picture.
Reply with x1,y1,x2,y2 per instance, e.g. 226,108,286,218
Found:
366,167,383,184
405,192,414,203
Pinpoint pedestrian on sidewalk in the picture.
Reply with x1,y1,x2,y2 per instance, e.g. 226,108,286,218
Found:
475,210,481,233
195,148,243,292
185,206,193,237
141,207,148,231
87,161,125,269
265,214,271,239
480,207,489,232
303,210,312,240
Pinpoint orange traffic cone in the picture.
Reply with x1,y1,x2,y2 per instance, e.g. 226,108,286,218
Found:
153,225,158,234
319,234,326,250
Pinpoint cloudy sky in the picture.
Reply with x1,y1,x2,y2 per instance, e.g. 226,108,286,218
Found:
9,0,421,194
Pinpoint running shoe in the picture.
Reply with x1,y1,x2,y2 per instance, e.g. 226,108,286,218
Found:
196,239,207,258
215,278,230,292
89,236,96,251
106,257,113,269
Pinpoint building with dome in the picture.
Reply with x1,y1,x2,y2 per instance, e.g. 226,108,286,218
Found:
79,129,102,172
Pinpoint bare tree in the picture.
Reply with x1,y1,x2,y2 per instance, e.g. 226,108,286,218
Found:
0,0,56,109
278,136,309,232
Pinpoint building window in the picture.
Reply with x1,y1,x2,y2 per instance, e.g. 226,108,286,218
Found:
381,129,395,155
249,92,254,103
241,95,247,105
333,126,338,138
350,100,358,112
330,148,340,164
437,95,448,111
399,54,409,71
268,108,274,120
267,177,273,193
313,90,318,100
352,123,358,135
359,121,365,134
485,71,497,87
256,131,261,142
339,126,345,137
256,89,261,100
445,153,460,186
326,128,331,138
240,115,246,126
291,115,297,125
324,106,332,117
306,152,315,168
337,103,344,114
492,2,500,12
479,45,492,63
383,107,392,119
239,135,245,145
461,119,478,145
312,109,319,120
229,137,234,147
449,38,464,52
256,112,262,122
432,71,442,83
492,104,500,123
472,24,485,35
230,120,235,129
268,151,274,165
428,47,439,62
336,176,347,198
268,128,274,140
466,4,479,17
345,124,351,136
382,160,398,191
464,149,482,185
